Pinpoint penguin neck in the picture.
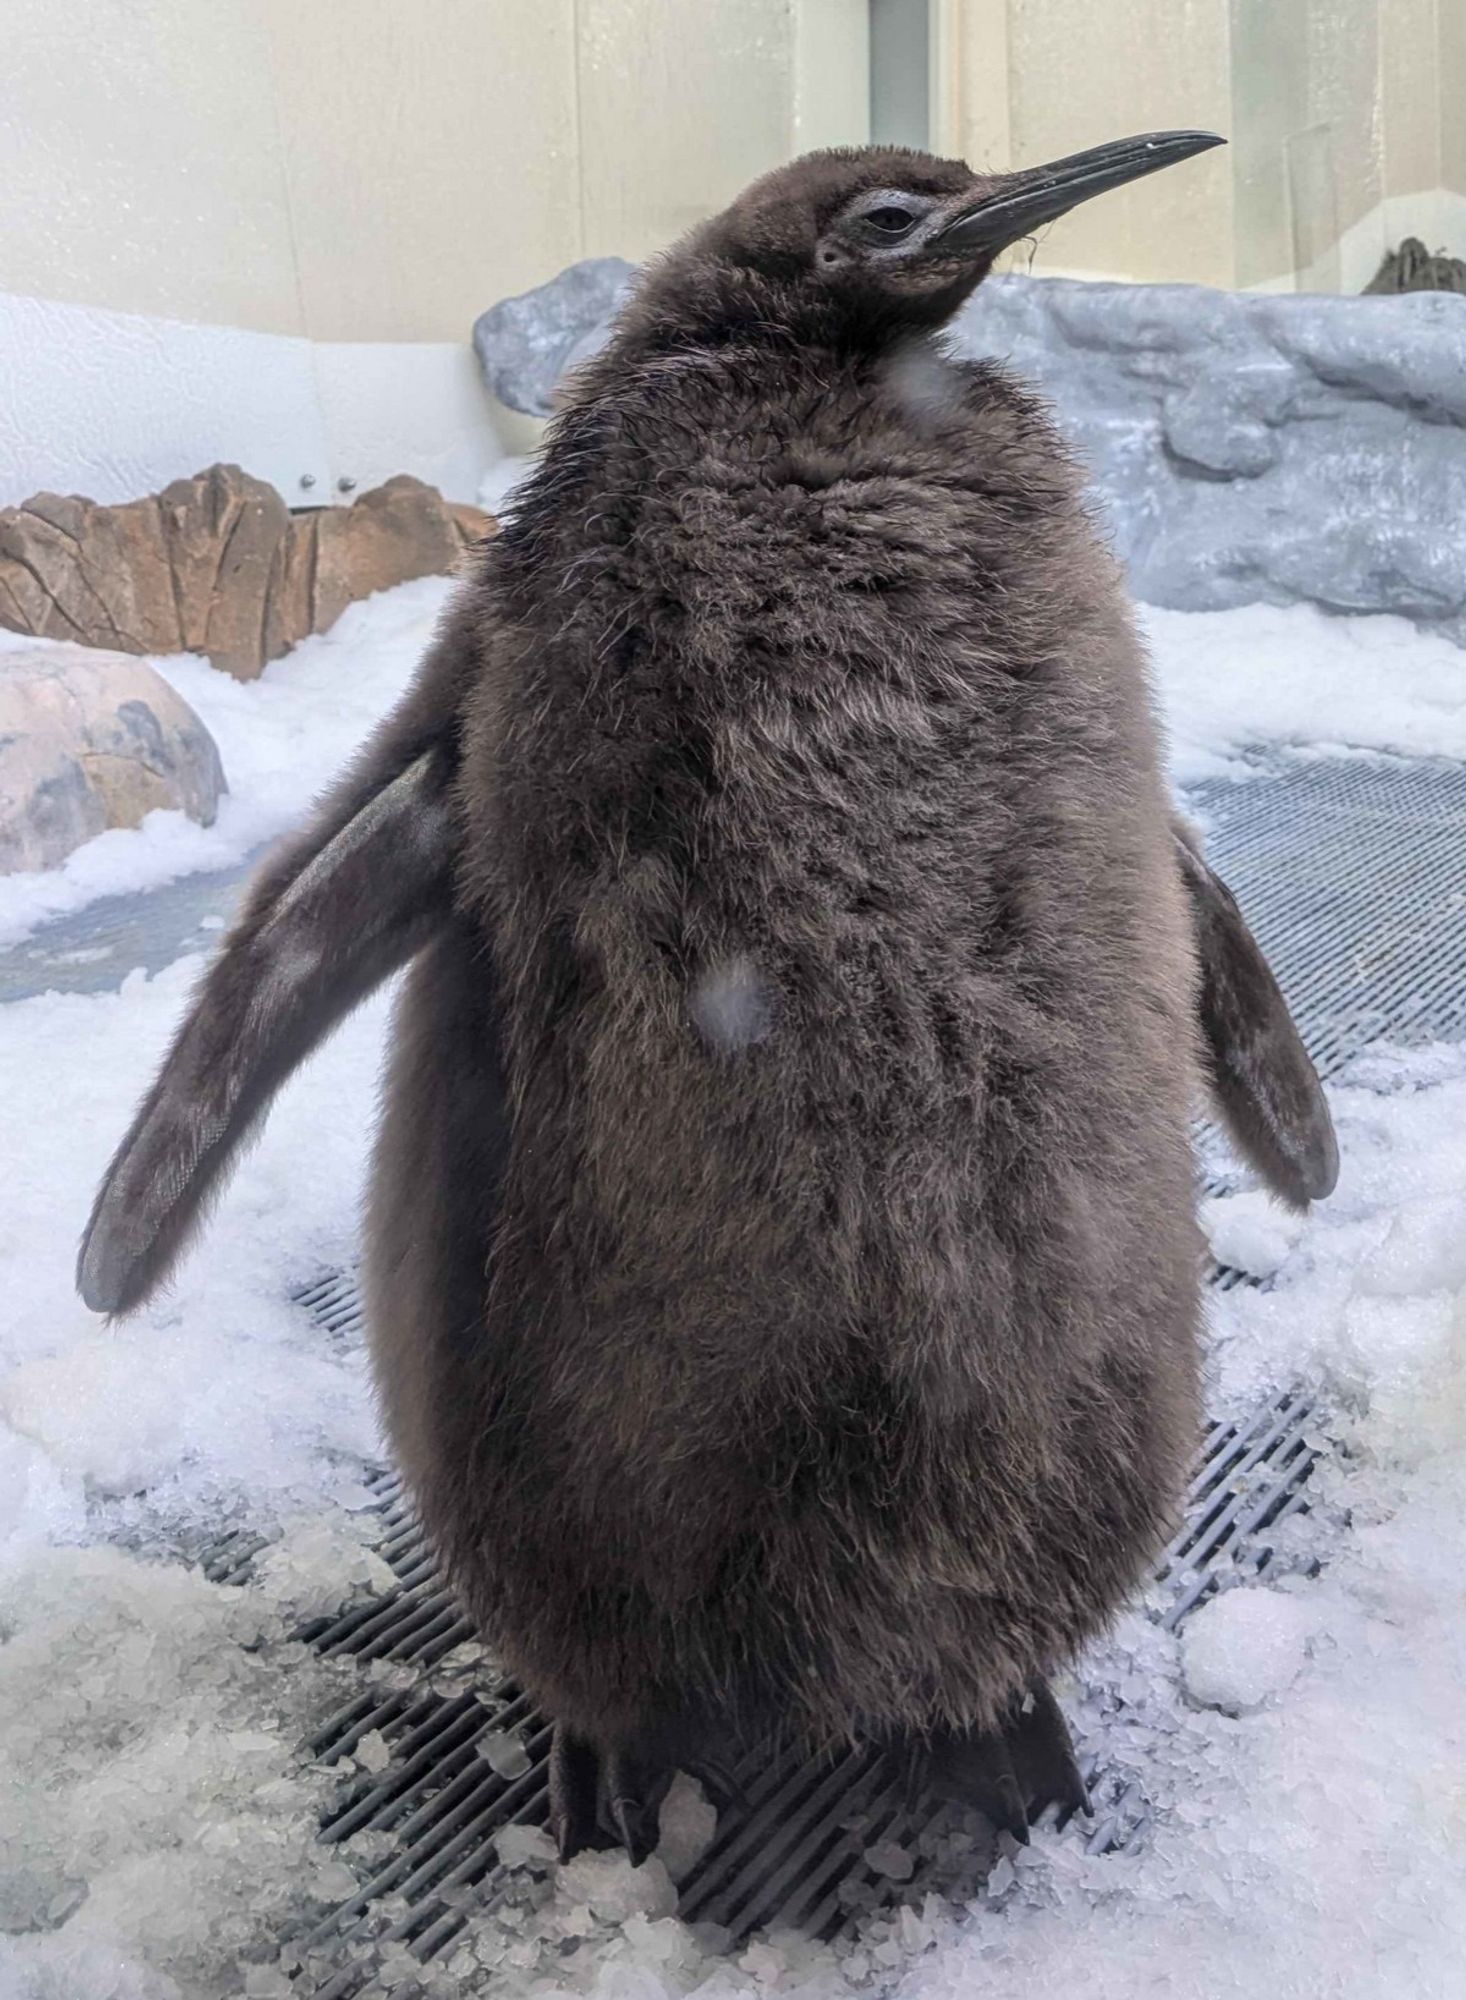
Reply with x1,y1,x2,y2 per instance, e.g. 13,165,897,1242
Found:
620,255,968,367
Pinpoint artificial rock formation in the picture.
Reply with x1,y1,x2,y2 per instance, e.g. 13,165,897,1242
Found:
0,643,225,874
951,278,1466,645
0,467,495,680
473,256,637,417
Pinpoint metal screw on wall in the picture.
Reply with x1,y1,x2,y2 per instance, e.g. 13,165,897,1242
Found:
337,477,358,495
299,473,317,491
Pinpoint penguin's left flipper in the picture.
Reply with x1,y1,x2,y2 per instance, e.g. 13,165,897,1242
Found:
1174,820,1339,1209
76,744,458,1318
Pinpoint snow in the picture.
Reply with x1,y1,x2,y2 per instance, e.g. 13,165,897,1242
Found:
1143,598,1466,784
1201,1188,1305,1279
0,1543,361,1999
1180,1585,1317,1712
4,578,1466,1992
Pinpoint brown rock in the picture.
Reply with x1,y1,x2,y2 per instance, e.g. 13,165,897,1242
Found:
308,475,462,633
276,510,320,659
0,465,498,679
155,464,292,678
447,500,498,549
0,488,182,655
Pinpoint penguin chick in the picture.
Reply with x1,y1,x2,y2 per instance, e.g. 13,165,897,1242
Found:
80,134,1337,1864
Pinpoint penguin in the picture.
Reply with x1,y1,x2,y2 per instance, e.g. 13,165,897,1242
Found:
79,136,1338,1866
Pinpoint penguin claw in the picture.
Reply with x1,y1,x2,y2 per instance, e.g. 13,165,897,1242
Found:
548,1725,601,1864
1006,1677,1091,1827
545,1725,677,1869
602,1744,673,1867
609,1793,658,1868
904,1677,1088,1840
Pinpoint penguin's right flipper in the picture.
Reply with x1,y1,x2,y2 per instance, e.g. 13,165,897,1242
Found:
76,594,487,1320
1174,820,1339,1209
77,742,458,1319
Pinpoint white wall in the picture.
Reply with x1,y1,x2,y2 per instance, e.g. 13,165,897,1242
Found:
0,0,869,509
944,0,1466,291
3,0,1459,513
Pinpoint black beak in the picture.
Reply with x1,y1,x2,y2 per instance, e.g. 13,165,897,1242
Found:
929,130,1225,258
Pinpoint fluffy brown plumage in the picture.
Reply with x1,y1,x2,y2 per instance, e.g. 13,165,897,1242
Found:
80,141,1337,1857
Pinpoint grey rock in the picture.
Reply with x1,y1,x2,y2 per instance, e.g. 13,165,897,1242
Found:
473,257,638,417
0,644,226,873
948,277,1466,642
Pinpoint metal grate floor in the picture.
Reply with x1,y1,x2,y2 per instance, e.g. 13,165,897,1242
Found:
1189,754,1466,1078
207,750,1466,1987
229,1369,1328,1993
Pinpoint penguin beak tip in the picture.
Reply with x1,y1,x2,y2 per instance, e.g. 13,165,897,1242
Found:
931,128,1227,260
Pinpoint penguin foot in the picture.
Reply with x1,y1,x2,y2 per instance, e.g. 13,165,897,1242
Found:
906,1678,1090,1841
546,1724,677,1867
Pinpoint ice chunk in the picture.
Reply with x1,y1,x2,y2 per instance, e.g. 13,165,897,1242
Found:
986,1853,1017,1897
310,1859,359,1900
355,1729,392,1775
862,1839,915,1881
494,1822,558,1870
555,1851,678,1923
254,1516,397,1622
655,1773,719,1876
1201,1190,1305,1280
477,1728,532,1779
1181,1587,1315,1713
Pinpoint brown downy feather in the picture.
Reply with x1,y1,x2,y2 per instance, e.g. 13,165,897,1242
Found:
377,153,1204,1751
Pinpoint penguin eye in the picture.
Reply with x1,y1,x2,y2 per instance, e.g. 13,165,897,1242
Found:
858,205,921,242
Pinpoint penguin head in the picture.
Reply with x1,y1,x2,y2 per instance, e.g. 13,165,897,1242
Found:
641,134,1222,350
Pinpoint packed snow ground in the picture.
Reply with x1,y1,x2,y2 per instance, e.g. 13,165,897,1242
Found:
2,580,1465,1997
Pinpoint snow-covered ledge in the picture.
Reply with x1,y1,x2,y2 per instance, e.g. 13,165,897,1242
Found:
951,279,1466,649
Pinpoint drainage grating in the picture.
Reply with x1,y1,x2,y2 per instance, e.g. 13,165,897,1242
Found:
231,751,1466,1984
1189,754,1466,1078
